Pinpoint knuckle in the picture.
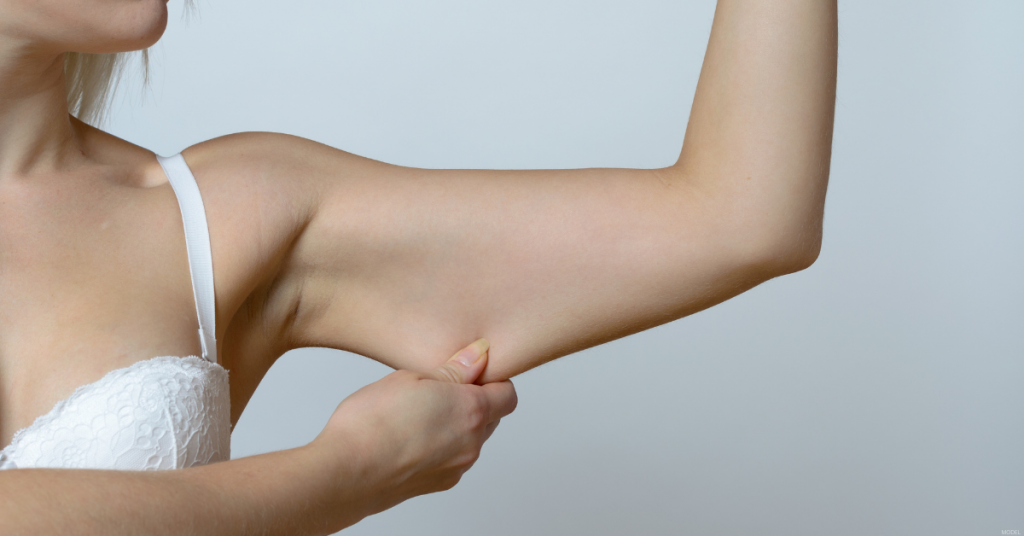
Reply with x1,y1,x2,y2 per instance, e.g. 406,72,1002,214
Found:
465,396,487,428
462,443,480,461
436,364,462,384
440,474,462,491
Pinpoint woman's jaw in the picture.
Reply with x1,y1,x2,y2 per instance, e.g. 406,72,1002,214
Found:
0,0,168,55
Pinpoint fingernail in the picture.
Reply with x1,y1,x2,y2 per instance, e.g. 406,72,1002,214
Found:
456,338,489,367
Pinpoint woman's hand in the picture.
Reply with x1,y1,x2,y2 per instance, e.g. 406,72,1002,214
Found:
0,339,514,536
308,338,517,518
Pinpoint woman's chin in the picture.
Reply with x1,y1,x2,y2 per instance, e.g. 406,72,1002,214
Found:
81,6,168,54
84,1,167,53
124,4,169,50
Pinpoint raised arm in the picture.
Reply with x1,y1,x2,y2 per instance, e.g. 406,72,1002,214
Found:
189,0,837,383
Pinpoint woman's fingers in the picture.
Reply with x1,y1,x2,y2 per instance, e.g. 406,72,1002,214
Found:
427,338,490,384
481,380,517,422
481,419,501,443
313,337,516,510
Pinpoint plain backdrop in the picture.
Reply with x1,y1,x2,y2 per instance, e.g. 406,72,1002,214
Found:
105,1,1023,534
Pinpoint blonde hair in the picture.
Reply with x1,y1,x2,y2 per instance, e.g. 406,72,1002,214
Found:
65,1,195,126
65,51,146,126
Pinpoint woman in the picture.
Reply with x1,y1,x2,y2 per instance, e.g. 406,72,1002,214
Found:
0,0,837,533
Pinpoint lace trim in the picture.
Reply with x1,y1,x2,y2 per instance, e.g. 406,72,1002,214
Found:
0,355,225,457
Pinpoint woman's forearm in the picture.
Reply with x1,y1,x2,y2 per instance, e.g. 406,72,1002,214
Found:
0,444,364,536
0,342,513,535
671,0,838,269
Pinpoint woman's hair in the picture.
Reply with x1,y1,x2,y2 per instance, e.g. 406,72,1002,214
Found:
66,0,195,126
65,51,146,126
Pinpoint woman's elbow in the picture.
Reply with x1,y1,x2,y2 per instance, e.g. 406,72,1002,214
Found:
740,217,824,279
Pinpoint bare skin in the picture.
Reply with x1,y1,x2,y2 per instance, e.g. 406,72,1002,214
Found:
2,340,518,535
0,0,838,533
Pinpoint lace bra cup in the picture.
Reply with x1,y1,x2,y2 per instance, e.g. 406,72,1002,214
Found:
0,356,230,470
0,153,230,471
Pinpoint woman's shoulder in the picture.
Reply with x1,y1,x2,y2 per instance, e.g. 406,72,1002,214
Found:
170,133,337,392
181,131,371,187
181,132,401,209
178,132,327,250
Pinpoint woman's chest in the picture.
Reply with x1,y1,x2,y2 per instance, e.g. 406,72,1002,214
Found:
0,355,232,471
0,198,205,446
0,170,303,447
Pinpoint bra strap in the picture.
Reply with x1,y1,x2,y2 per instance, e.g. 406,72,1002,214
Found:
157,154,219,364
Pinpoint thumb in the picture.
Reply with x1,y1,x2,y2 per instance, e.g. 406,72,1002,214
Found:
428,338,490,384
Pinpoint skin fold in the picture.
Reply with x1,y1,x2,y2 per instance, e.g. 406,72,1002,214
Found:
0,0,837,533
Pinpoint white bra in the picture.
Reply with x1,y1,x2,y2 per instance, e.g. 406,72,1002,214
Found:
0,154,231,471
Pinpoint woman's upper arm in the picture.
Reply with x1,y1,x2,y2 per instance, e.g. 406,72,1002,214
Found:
194,0,836,383
277,136,803,383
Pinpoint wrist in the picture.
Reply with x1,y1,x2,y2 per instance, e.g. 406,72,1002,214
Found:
302,432,380,532
187,442,373,536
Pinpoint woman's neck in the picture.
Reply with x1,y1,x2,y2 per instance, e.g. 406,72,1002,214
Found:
0,40,85,180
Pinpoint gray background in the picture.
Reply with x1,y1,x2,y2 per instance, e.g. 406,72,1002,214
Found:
105,1,1023,534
